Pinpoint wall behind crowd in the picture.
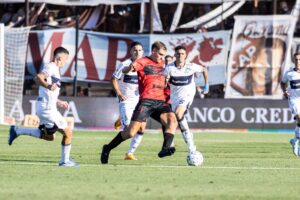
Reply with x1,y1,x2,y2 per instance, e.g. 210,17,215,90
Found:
0,0,298,99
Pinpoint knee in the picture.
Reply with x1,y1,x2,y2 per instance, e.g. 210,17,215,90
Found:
42,134,55,141
63,127,73,139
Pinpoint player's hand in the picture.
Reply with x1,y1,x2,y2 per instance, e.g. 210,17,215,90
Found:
57,100,69,110
118,94,128,102
47,83,58,91
202,84,209,95
283,90,290,98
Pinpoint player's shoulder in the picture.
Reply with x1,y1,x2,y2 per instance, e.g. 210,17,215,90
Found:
165,62,176,69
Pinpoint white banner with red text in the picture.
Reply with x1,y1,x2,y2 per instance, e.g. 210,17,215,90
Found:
26,29,231,86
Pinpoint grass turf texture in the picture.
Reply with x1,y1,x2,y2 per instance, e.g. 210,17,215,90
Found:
0,125,299,200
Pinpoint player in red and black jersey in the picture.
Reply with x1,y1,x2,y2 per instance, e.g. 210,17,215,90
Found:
101,41,178,164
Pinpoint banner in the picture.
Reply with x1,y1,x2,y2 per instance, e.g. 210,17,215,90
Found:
20,96,293,130
26,29,230,86
150,31,231,86
225,15,297,99
26,28,150,82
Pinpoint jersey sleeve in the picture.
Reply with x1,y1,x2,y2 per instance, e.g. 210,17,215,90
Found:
41,64,52,78
112,62,124,80
281,70,289,83
192,63,205,73
163,65,171,79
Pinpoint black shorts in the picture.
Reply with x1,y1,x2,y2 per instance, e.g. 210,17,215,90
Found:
131,99,172,122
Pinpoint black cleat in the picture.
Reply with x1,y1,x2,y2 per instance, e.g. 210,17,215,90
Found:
158,147,176,158
100,144,110,164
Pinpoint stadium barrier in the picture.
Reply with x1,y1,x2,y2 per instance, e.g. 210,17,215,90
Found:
17,96,294,131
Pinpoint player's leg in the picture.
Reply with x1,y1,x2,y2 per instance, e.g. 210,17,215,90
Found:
8,125,43,145
175,104,197,154
8,110,55,145
151,109,175,147
101,120,145,164
51,111,79,167
101,99,150,164
158,103,178,157
289,99,300,156
123,100,144,160
292,115,300,156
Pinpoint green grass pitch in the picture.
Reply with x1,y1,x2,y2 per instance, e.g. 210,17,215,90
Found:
0,125,300,200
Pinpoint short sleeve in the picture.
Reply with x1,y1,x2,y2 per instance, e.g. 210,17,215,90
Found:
281,71,288,83
41,64,52,78
112,63,124,80
192,63,204,73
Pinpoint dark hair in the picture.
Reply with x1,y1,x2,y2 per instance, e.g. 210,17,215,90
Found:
294,51,300,58
151,41,167,51
130,41,143,49
174,45,186,52
53,47,69,58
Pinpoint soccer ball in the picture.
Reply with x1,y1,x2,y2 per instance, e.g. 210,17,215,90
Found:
187,151,204,166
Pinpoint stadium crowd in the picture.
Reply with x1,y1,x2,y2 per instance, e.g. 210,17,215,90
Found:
0,0,297,98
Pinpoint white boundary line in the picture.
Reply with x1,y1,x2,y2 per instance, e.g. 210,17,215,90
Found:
0,161,300,170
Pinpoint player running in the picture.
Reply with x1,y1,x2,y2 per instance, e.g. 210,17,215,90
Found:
111,41,144,160
8,47,79,167
281,51,300,156
164,45,209,155
100,41,178,164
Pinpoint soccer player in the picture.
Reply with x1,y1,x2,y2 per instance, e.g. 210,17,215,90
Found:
281,51,300,156
164,45,209,155
100,41,178,164
111,41,144,160
8,47,79,167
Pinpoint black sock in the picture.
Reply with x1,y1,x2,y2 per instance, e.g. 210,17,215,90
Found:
162,132,174,148
162,125,166,138
107,131,125,151
137,131,144,135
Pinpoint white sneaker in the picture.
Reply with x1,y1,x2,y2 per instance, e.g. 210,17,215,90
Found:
58,159,80,167
291,138,300,156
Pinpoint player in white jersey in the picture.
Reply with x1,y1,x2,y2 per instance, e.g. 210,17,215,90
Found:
8,47,79,167
281,51,300,156
111,41,144,160
164,45,209,155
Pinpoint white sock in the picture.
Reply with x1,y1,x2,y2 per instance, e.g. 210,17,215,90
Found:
16,127,41,138
127,133,143,154
179,117,196,153
61,144,71,163
295,125,300,139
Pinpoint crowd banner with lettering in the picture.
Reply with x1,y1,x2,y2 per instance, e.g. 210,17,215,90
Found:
150,31,231,86
225,15,296,99
26,28,150,82
26,29,230,86
21,96,293,130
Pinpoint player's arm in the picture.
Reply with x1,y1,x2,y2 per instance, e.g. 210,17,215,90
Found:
199,65,209,94
280,81,289,98
122,63,135,74
57,99,69,110
111,77,127,101
34,72,57,91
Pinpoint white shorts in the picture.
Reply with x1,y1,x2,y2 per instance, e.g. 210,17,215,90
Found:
119,98,139,129
171,95,194,112
36,101,67,129
288,98,300,116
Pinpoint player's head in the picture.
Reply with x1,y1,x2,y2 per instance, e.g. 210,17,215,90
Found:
294,51,300,69
53,47,69,67
174,45,187,63
130,41,143,61
151,41,167,63
165,55,174,65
